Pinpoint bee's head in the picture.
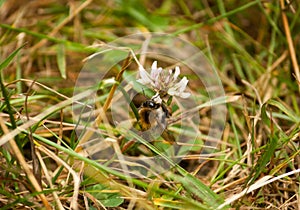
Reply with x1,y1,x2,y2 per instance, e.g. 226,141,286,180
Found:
141,100,160,109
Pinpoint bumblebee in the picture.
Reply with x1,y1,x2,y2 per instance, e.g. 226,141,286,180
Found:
137,97,175,142
138,100,168,129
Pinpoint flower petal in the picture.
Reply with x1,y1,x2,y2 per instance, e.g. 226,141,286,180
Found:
167,76,190,98
165,70,173,84
167,87,177,96
155,67,163,80
151,61,157,70
150,61,158,78
173,66,180,81
177,77,189,92
178,92,191,98
137,61,190,99
138,66,153,85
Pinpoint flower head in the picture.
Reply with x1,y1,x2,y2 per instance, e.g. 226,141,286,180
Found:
137,61,190,99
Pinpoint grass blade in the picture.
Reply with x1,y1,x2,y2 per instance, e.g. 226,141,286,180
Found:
56,43,67,79
0,44,26,71
0,44,26,148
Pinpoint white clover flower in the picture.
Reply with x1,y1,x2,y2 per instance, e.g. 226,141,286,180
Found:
137,61,190,98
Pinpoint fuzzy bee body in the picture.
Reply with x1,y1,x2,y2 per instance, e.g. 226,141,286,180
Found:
138,99,174,142
138,100,164,130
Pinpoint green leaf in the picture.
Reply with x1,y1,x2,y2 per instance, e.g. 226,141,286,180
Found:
56,43,66,79
261,102,271,127
261,99,300,129
153,199,197,209
0,44,26,71
87,184,124,207
248,101,281,185
248,132,278,185
0,24,93,53
268,99,300,123
0,44,26,149
178,174,226,209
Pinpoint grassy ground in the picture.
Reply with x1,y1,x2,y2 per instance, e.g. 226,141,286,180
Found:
1,0,300,209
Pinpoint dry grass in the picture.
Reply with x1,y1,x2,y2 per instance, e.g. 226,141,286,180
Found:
1,0,300,209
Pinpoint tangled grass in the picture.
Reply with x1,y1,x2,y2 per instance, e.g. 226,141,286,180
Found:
0,1,300,209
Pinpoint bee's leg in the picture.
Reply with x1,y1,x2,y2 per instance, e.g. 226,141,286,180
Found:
161,103,171,118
